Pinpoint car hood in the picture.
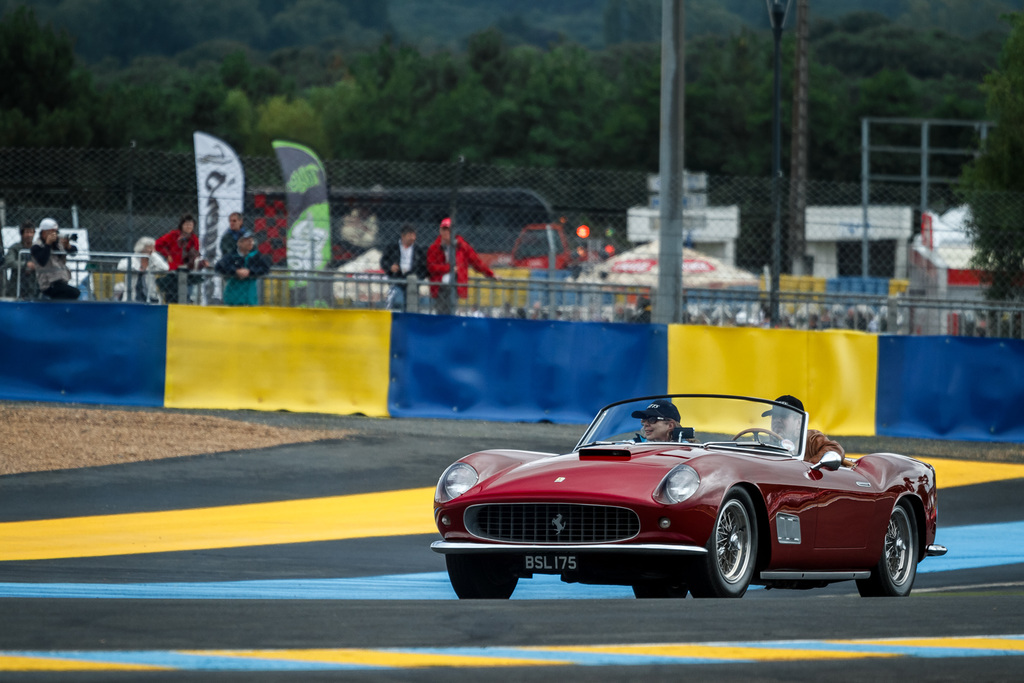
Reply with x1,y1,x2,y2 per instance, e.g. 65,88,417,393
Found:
467,446,696,502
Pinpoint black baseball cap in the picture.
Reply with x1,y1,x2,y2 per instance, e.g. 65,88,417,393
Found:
762,394,804,417
631,398,680,422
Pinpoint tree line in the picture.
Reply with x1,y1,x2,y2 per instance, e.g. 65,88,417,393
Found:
0,4,1012,186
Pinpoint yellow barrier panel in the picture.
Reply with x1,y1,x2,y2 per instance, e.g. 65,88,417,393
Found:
91,272,124,301
667,325,876,436
261,278,291,307
468,268,531,308
164,306,391,416
806,330,877,435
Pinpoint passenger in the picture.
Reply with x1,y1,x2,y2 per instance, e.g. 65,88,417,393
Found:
763,394,855,466
631,398,682,442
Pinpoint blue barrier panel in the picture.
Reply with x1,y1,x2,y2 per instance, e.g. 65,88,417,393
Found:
388,313,667,423
528,269,578,307
827,276,890,296
876,336,1024,441
0,302,167,406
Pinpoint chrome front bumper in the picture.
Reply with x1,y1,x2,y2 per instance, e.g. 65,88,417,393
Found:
430,540,707,555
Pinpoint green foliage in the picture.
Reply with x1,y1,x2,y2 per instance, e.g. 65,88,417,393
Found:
0,6,100,146
0,2,1012,188
960,13,1024,300
255,96,327,154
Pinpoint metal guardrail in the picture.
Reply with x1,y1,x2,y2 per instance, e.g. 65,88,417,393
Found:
6,254,1023,338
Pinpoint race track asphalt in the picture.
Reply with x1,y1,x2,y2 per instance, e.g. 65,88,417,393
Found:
1,410,1022,681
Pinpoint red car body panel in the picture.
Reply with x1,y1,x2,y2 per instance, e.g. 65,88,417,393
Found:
435,445,939,572
432,394,945,597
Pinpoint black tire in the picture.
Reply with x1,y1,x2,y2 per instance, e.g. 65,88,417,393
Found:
689,488,758,598
445,555,518,599
857,501,918,597
632,579,688,599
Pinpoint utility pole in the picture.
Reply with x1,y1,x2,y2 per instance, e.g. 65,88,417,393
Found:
653,0,685,324
788,0,809,275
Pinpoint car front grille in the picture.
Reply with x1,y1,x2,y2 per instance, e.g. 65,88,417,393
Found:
465,503,641,544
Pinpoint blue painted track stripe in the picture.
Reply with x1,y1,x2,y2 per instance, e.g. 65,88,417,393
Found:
0,520,1020,600
0,572,631,600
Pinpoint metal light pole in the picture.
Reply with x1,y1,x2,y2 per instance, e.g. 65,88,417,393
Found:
766,0,791,327
653,0,685,325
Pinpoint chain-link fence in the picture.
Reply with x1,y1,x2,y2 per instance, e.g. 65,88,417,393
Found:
2,146,1023,337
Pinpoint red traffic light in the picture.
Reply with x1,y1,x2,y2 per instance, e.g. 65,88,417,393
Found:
576,224,590,239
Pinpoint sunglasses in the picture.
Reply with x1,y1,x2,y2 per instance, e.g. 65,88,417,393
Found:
641,416,668,425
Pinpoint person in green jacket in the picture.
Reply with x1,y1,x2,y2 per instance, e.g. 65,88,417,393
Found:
214,229,269,306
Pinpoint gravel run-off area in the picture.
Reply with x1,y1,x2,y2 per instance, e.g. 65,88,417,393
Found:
2,401,1022,476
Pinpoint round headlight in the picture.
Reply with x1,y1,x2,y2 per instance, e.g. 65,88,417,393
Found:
436,462,479,502
654,464,700,504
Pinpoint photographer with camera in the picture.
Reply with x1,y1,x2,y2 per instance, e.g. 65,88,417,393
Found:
30,218,80,300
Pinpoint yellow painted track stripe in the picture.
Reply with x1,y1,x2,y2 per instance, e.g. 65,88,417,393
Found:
852,636,1024,651
843,455,1024,488
918,457,1024,488
0,655,167,671
192,649,571,668
0,487,437,561
0,458,1020,563
4,637,1024,671
529,644,895,661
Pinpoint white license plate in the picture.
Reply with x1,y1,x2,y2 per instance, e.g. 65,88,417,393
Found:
524,554,577,572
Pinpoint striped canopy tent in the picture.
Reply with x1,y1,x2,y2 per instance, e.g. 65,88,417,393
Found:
576,241,759,290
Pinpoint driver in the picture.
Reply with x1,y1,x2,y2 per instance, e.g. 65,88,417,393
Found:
631,399,682,442
764,395,855,467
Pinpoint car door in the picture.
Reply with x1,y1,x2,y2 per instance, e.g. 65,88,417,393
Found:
805,463,892,569
756,457,883,570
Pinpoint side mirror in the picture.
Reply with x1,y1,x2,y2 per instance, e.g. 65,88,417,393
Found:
671,427,695,442
811,451,843,472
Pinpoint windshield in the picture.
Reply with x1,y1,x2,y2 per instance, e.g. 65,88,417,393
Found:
575,394,807,459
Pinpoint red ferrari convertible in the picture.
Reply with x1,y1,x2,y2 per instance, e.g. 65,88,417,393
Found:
432,394,947,599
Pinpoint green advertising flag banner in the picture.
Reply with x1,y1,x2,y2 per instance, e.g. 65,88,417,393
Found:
272,140,331,271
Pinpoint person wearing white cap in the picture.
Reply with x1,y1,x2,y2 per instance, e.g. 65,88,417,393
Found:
30,218,80,300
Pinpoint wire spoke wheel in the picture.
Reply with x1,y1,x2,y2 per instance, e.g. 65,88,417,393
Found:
690,489,758,598
715,499,753,583
883,506,913,586
857,502,918,597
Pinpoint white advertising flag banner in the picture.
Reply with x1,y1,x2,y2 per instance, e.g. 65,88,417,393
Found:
194,132,245,302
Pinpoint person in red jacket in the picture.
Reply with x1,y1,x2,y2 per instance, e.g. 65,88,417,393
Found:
426,217,497,315
155,214,208,303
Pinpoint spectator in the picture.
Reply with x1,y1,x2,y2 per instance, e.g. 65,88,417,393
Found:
379,224,428,311
116,236,169,303
341,207,379,252
633,297,652,323
3,221,38,299
155,214,208,303
30,218,80,300
215,229,269,306
219,211,245,259
426,217,497,315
